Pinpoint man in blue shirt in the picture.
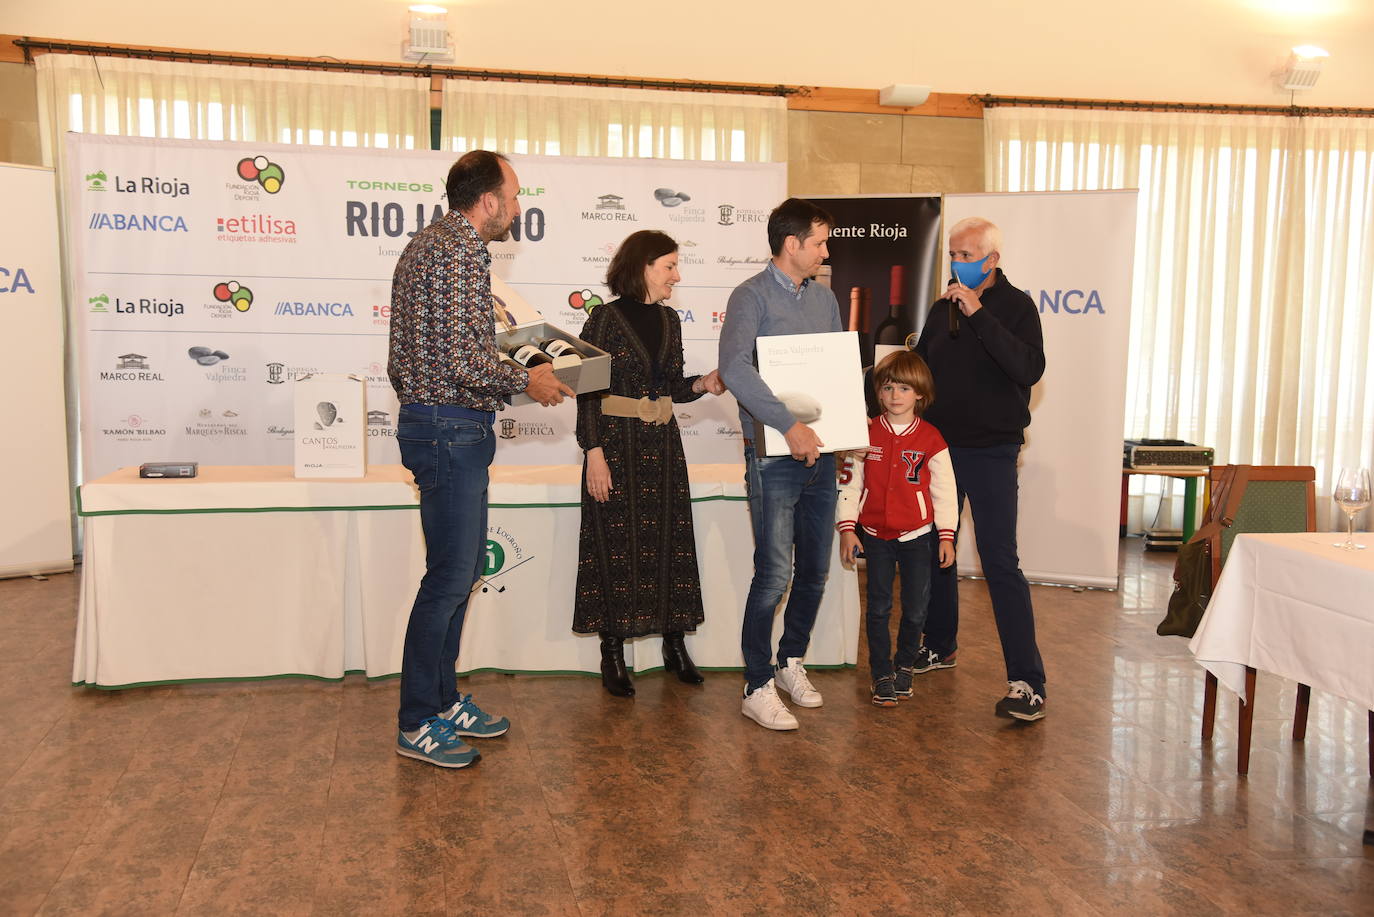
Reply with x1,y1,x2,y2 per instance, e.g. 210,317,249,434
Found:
719,198,842,730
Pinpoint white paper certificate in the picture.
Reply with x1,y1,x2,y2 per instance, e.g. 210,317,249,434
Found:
755,331,869,457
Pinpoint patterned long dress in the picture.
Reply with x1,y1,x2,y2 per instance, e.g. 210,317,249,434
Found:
573,299,706,637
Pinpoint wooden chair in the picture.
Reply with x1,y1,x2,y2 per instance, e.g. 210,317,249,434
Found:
1197,466,1313,773
1197,465,1373,777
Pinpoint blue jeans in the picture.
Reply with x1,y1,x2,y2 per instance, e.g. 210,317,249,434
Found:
396,405,496,731
741,443,837,690
860,529,934,679
924,443,1046,696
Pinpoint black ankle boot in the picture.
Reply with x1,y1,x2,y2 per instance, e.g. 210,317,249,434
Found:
662,632,704,684
599,633,635,697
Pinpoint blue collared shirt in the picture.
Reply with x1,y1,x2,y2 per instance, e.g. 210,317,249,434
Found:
766,260,810,300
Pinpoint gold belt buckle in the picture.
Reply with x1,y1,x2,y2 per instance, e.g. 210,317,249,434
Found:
637,396,661,423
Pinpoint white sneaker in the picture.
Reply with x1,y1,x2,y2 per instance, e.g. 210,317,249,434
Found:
774,657,823,708
741,679,799,731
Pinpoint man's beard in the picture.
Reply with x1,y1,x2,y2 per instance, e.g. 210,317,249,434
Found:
484,212,512,242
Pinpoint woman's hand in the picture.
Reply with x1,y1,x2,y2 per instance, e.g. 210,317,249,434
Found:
585,447,613,503
698,369,726,395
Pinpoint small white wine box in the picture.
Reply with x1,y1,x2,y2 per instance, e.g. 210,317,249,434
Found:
754,331,869,457
293,373,367,478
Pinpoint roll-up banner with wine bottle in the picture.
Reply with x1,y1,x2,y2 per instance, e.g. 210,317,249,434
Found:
806,195,943,375
810,191,1135,588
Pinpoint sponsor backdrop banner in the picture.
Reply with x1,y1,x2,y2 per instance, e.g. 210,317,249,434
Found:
808,195,942,369
1,163,73,577
64,135,786,480
942,191,1137,588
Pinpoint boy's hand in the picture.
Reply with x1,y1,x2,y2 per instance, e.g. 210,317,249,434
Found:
839,531,862,570
938,541,956,568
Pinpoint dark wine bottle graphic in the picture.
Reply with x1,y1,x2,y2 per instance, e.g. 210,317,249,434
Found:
873,265,908,363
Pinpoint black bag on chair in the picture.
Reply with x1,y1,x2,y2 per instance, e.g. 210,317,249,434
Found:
1156,465,1249,638
1157,538,1214,637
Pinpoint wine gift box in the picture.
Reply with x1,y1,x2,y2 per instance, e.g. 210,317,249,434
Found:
293,373,367,478
495,321,611,406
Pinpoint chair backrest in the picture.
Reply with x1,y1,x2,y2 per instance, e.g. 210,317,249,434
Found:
1206,465,1316,585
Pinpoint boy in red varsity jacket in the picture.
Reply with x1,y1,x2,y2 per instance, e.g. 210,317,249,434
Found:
837,351,957,706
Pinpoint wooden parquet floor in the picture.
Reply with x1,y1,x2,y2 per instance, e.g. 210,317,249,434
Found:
0,541,1370,915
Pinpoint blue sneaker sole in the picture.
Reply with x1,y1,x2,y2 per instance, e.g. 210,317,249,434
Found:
395,745,481,768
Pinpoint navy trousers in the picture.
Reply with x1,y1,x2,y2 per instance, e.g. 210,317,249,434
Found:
924,443,1046,695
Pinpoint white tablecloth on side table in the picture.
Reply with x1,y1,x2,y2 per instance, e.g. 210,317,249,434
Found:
75,464,860,688
1189,531,1374,711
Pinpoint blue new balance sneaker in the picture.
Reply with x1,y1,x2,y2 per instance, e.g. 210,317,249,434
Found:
441,694,510,738
396,716,481,768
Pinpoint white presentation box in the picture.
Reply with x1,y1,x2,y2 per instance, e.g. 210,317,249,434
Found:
495,321,611,407
293,374,367,478
754,331,869,457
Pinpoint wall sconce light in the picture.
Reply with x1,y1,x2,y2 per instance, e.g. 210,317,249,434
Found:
1279,45,1328,91
878,84,932,108
404,4,454,62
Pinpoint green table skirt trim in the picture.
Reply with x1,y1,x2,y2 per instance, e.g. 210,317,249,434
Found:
76,488,748,517
73,662,854,691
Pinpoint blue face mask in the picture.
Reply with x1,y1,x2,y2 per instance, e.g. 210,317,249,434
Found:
951,254,993,289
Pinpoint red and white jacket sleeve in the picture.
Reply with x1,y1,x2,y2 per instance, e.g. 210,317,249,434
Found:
835,449,867,533
929,447,958,543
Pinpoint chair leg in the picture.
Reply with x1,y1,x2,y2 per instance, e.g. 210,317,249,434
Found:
1202,672,1218,741
1293,683,1311,742
1237,666,1257,776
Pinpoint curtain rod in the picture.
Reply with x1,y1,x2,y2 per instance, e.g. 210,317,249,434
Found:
14,37,796,97
976,94,1374,119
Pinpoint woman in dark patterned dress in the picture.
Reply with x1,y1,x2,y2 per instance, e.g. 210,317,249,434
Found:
574,230,726,697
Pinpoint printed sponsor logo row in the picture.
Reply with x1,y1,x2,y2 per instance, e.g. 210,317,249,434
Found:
95,405,398,443
80,156,779,252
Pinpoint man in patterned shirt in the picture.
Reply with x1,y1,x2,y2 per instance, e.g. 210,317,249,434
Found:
389,150,572,768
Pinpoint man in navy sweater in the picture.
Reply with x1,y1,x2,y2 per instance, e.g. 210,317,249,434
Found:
914,216,1048,721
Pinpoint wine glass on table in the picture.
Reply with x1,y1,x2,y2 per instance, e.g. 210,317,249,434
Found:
1332,467,1371,551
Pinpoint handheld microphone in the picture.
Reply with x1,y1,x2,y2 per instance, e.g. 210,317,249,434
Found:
946,279,960,338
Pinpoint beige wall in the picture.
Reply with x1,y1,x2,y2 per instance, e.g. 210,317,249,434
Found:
6,0,1373,108
0,63,40,166
787,111,982,197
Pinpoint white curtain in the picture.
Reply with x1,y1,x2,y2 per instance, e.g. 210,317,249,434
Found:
35,54,431,159
987,107,1374,530
440,79,787,162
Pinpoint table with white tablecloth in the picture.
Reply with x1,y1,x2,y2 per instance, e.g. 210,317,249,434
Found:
74,464,859,688
1189,531,1374,712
